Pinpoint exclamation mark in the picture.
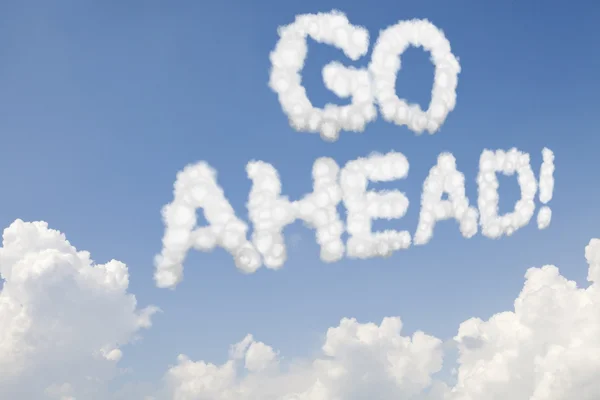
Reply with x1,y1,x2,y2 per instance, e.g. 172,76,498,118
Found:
537,148,555,229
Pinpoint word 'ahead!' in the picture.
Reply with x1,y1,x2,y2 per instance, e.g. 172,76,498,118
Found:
154,149,555,289
269,10,460,141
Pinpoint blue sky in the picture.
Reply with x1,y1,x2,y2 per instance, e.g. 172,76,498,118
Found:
1,0,600,393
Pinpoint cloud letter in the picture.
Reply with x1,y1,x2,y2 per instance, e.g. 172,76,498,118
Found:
269,10,376,141
155,162,261,289
246,157,345,268
341,152,411,258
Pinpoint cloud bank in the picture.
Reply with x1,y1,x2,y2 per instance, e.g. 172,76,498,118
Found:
0,220,158,399
3,219,599,399
163,237,600,400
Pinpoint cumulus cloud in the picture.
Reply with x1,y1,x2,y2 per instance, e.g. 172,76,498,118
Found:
414,153,478,245
340,151,412,258
164,317,444,400
450,237,600,400
161,238,600,400
0,219,158,399
3,205,595,400
477,148,538,239
369,19,460,134
269,11,460,141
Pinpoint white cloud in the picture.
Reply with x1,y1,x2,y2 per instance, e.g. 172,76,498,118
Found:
164,317,444,400
0,219,158,399
477,148,538,239
162,238,600,400
269,11,461,141
340,151,412,258
156,151,416,281
450,237,600,400
536,206,552,230
369,19,460,134
156,148,554,287
538,148,555,205
537,148,555,230
269,10,375,141
414,152,478,245
154,162,262,289
247,157,345,268
4,222,600,399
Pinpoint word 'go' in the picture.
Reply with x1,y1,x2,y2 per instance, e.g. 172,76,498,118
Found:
269,10,460,141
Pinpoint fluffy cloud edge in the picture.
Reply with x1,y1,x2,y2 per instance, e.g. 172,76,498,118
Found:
162,239,600,400
3,218,599,399
0,219,159,399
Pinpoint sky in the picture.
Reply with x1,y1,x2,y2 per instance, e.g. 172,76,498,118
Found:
1,1,600,399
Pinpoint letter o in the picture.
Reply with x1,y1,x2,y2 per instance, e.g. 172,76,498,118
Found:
369,19,461,134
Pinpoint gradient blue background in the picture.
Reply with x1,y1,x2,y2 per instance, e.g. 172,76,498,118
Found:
1,0,598,389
